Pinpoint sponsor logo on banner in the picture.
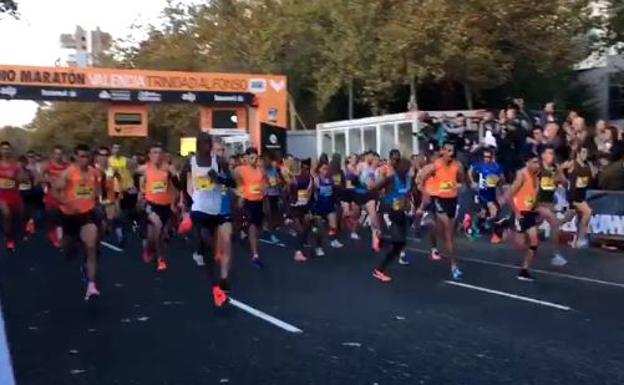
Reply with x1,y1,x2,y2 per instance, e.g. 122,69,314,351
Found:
214,94,244,102
249,79,267,93
268,108,278,123
270,79,285,92
99,90,131,101
41,89,77,98
99,90,111,99
181,92,196,103
0,86,17,98
138,91,162,102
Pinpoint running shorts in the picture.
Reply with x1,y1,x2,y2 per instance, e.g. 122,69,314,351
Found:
266,195,279,215
191,211,231,234
354,192,374,206
62,210,97,238
243,200,264,227
340,190,354,204
388,210,408,243
433,196,458,218
0,191,23,213
513,211,538,233
145,202,172,226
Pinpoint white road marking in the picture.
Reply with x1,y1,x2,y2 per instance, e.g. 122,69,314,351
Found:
259,239,286,248
0,297,16,385
100,241,123,252
228,297,303,334
406,247,624,289
444,280,572,311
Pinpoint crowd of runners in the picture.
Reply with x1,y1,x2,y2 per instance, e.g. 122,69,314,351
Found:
0,129,597,306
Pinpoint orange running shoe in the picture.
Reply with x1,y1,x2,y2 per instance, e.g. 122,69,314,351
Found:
157,257,168,272
212,286,228,307
490,233,503,244
372,269,392,282
25,219,35,235
142,248,154,263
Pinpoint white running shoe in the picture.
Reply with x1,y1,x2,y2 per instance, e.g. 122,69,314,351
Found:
330,239,344,248
84,281,100,301
269,234,281,244
294,251,307,262
350,232,360,240
575,238,589,248
315,247,325,257
192,252,205,267
550,253,567,267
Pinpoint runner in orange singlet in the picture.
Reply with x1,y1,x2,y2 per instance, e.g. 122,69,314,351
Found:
0,141,28,251
504,153,541,281
418,142,465,280
54,144,101,301
139,143,178,272
43,145,69,248
234,147,265,268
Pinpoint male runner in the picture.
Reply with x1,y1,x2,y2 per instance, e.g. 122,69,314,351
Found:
54,144,101,300
139,143,178,272
312,161,344,256
419,142,466,280
369,158,413,282
289,158,313,262
234,147,265,267
18,155,37,240
184,133,235,306
0,142,27,251
561,145,594,248
43,145,69,248
109,143,134,246
505,153,541,281
535,145,568,266
468,147,504,243
264,155,284,244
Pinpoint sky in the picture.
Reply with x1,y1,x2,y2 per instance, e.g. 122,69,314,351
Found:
0,0,176,127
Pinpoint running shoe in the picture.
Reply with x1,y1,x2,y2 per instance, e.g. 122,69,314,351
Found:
192,252,205,267
315,247,325,257
350,232,360,240
5,241,15,252
398,251,410,265
84,281,100,301
551,253,568,267
451,265,463,280
25,219,35,235
157,257,168,272
240,230,248,240
252,255,264,269
430,248,442,261
373,269,392,282
575,238,589,248
330,239,344,248
269,234,281,244
517,268,535,282
48,229,61,249
212,286,228,307
294,251,308,262
142,248,154,263
490,233,503,244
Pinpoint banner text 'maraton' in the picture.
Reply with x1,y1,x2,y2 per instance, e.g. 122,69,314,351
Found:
19,70,85,85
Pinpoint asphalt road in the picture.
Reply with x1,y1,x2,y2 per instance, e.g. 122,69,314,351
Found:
1,227,624,385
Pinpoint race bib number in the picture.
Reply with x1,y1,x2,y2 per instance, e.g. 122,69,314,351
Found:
195,176,214,191
392,197,406,211
540,176,555,191
439,181,456,192
297,189,310,204
333,175,342,186
268,177,278,187
76,184,93,199
525,196,535,209
485,175,499,188
576,176,589,188
151,181,167,194
346,180,354,189
18,182,32,191
0,178,15,189
250,184,262,195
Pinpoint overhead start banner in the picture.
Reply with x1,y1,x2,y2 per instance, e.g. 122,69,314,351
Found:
0,65,287,93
